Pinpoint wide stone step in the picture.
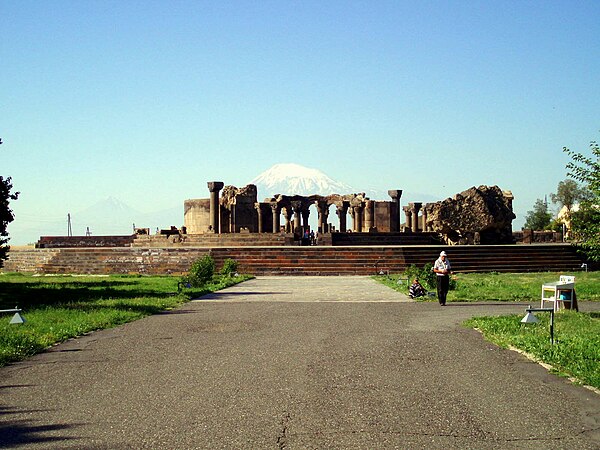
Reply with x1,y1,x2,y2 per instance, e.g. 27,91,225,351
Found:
3,244,586,275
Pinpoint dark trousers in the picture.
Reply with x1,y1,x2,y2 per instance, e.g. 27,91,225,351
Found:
436,275,449,305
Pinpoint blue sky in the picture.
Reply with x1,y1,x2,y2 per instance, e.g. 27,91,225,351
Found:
2,1,599,244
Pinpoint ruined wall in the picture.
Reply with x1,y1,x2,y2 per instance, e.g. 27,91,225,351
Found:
36,235,135,248
257,203,274,233
184,199,210,234
221,185,258,233
373,202,393,232
424,185,515,245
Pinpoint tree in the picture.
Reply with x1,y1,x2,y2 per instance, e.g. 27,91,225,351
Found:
563,139,600,261
0,138,20,267
523,198,552,230
550,179,592,213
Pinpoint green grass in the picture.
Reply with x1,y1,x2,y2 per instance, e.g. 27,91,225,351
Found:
0,273,252,367
375,270,600,302
375,270,600,389
465,311,600,389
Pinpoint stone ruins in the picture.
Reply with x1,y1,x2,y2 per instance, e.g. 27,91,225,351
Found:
182,181,515,245
423,185,516,245
184,182,402,235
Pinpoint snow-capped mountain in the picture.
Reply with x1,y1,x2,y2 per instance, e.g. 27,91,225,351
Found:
249,163,438,203
250,163,356,199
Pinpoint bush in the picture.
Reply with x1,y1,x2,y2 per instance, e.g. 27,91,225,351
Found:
404,263,436,290
220,258,239,277
404,262,456,292
185,255,215,287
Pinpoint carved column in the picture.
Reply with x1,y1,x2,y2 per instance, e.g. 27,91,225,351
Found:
255,203,263,233
271,202,281,233
291,201,302,233
403,206,412,232
301,208,310,230
365,200,374,231
207,181,224,233
316,200,329,233
352,205,364,232
282,207,293,233
336,203,349,233
388,189,402,232
422,205,429,232
410,202,422,233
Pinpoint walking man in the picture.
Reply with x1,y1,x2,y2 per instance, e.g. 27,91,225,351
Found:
433,251,452,306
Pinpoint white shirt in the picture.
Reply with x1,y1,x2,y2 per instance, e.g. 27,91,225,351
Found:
434,257,451,276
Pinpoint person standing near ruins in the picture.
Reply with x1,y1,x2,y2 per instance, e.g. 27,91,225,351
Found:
433,251,452,306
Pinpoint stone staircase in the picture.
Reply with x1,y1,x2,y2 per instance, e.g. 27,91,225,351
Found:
3,244,585,276
331,232,441,246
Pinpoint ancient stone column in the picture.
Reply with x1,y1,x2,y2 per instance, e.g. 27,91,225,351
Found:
316,200,329,233
255,203,263,233
365,200,374,231
301,208,310,230
271,202,281,233
422,205,429,232
353,205,364,232
410,202,422,233
403,206,412,232
388,189,403,232
336,203,349,233
291,201,302,233
207,181,224,233
282,207,293,233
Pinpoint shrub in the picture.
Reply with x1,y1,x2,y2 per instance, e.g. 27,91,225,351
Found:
404,262,457,292
404,263,436,290
220,258,239,277
186,254,215,287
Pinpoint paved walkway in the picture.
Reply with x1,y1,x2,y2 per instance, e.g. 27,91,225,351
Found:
1,277,599,449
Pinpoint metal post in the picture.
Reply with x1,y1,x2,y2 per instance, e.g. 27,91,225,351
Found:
524,307,555,345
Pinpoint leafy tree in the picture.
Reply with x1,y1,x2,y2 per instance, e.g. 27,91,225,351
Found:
523,198,552,230
0,138,20,267
563,140,600,261
550,179,592,213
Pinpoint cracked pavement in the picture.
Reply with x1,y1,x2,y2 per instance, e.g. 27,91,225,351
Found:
1,276,599,449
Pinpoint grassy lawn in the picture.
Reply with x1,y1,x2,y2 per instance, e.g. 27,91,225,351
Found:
376,270,600,302
0,272,252,367
376,270,600,389
465,312,600,389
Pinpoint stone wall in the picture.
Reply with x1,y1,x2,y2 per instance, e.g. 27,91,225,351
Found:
36,235,135,248
513,230,563,244
373,202,393,232
184,199,210,234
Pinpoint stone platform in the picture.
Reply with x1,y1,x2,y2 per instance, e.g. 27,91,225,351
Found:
3,244,585,276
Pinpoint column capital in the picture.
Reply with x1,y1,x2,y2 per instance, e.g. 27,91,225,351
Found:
207,181,224,193
336,203,348,214
388,189,403,200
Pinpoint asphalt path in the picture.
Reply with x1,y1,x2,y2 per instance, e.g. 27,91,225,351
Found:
1,276,599,449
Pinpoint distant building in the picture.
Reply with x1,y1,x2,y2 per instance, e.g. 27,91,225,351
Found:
556,204,580,238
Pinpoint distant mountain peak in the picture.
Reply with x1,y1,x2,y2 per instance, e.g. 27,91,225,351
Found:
250,163,354,198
